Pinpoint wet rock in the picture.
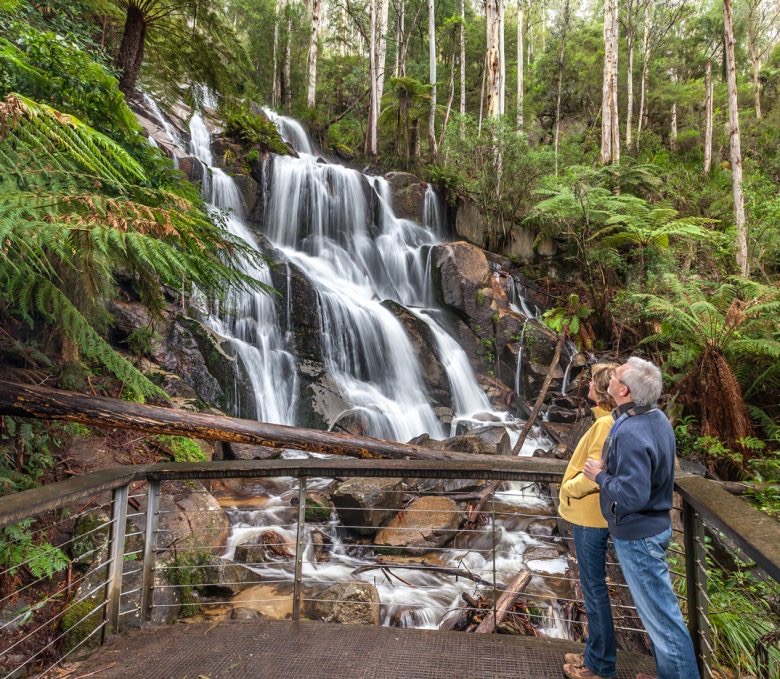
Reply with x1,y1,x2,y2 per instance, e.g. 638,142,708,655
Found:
231,174,260,218
225,442,282,460
524,544,567,561
231,607,263,620
177,156,205,185
310,581,381,625
532,443,569,460
330,409,369,437
381,300,452,409
385,171,426,221
332,478,405,536
202,558,263,595
506,226,536,262
375,496,460,555
454,196,486,247
546,406,578,424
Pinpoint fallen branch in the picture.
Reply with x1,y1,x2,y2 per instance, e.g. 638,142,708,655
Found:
475,569,532,633
352,560,492,587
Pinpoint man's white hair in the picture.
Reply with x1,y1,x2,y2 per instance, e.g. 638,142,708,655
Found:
621,357,663,406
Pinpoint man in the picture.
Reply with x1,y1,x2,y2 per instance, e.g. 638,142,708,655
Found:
583,357,699,679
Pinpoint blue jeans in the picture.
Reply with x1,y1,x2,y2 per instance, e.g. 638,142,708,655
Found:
572,524,616,678
613,527,700,679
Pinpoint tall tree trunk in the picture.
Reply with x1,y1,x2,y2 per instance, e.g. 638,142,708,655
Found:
377,0,390,101
460,0,466,127
636,0,651,148
284,11,293,112
117,5,147,95
704,59,713,175
724,0,748,277
478,54,486,134
366,0,379,155
485,0,502,118
750,50,762,119
600,0,619,165
669,101,677,151
440,52,456,146
499,0,506,115
306,0,323,108
272,0,281,106
428,0,438,161
395,0,404,76
516,0,524,131
625,19,634,148
553,0,570,175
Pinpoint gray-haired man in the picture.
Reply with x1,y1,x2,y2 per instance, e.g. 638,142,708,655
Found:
584,357,699,679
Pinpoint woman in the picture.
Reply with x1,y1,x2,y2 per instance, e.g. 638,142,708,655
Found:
559,362,620,679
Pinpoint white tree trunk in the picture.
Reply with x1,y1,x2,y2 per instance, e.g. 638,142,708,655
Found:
459,0,466,135
626,26,634,148
724,0,748,277
751,52,762,119
428,0,437,160
517,0,524,131
485,0,502,117
499,0,506,115
272,0,281,107
367,0,378,155
284,11,292,111
600,0,619,164
704,59,713,175
394,0,403,76
306,0,323,108
554,0,570,174
636,0,651,147
670,101,677,151
377,0,390,101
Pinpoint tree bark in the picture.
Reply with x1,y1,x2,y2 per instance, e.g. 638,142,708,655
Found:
117,5,147,95
636,0,651,148
516,0,524,131
284,11,293,112
460,0,466,132
377,0,390,101
670,101,677,151
428,0,438,161
750,50,762,119
306,0,323,108
511,331,566,455
272,0,281,107
553,0,571,175
600,0,619,165
625,8,635,148
485,0,502,118
499,0,506,115
704,59,713,175
724,0,749,277
366,0,379,156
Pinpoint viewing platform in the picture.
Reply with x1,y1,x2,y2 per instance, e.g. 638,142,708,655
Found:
72,619,657,678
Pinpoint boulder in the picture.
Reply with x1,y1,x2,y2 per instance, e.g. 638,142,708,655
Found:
375,496,460,554
385,171,426,221
231,607,263,620
225,442,282,460
231,174,260,219
454,196,486,247
177,156,206,185
310,581,381,625
201,558,263,595
506,226,536,262
332,478,405,536
546,405,578,423
156,483,231,553
524,543,567,561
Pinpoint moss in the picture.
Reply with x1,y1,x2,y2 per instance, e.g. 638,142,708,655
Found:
61,596,103,653
70,514,109,566
166,551,211,617
155,435,208,463
304,497,332,522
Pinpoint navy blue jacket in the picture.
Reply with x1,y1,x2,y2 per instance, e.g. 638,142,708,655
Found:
595,408,676,540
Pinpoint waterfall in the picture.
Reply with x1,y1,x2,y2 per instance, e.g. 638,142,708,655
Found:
423,184,446,239
560,354,575,396
514,320,527,399
188,113,298,425
142,93,181,147
508,276,540,319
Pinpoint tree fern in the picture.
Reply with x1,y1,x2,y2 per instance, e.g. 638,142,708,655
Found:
0,93,272,399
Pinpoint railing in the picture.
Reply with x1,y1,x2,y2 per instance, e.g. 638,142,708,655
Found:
0,457,778,678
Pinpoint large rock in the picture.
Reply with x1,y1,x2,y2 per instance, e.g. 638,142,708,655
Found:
231,174,260,219
381,300,452,409
310,581,381,625
332,478,405,536
156,483,231,553
385,172,426,221
177,156,206,185
375,496,460,554
201,558,264,595
409,428,509,456
432,242,492,327
454,196,486,247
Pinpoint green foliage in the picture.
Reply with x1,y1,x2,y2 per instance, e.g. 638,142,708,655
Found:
542,294,592,343
0,519,68,578
221,104,288,155
0,417,58,494
155,435,207,463
124,326,159,358
166,550,210,617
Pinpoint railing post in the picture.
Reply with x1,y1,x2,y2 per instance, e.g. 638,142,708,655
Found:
292,476,307,621
141,480,160,624
683,500,712,679
103,483,128,642
491,484,497,635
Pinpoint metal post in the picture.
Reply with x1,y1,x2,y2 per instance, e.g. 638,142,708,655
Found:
103,484,128,642
292,476,307,621
141,480,160,624
491,484,497,634
683,500,712,678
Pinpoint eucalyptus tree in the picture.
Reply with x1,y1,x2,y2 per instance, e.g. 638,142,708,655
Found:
599,0,619,165
485,0,502,117
306,0,323,107
516,0,524,131
745,0,780,119
427,0,437,160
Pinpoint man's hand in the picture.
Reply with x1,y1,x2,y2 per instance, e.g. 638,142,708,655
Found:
584,459,603,482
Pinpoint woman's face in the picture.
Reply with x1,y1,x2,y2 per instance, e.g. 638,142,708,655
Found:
588,378,599,403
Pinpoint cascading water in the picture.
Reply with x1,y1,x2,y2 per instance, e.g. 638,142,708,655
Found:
423,184,446,239
188,113,298,425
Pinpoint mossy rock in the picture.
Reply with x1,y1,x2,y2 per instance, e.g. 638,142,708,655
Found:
304,494,334,522
60,594,103,656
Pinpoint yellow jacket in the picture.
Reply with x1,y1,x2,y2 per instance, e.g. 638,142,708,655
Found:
558,406,612,528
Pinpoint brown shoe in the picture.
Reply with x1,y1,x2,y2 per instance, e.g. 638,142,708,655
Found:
564,653,584,667
562,663,608,679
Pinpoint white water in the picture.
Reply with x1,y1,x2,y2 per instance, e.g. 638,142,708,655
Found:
423,184,446,239
142,93,181,147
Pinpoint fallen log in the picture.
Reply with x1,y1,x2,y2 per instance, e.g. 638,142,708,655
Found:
475,569,532,633
0,380,479,462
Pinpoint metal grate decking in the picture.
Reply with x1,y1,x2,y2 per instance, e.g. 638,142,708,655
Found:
70,620,657,678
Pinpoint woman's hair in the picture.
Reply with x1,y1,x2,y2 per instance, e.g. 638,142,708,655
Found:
591,362,620,409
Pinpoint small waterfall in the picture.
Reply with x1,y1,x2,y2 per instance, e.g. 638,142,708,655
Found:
262,108,315,155
142,93,181,146
508,276,539,319
423,184,446,238
514,320,528,399
560,354,575,396
189,113,298,425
